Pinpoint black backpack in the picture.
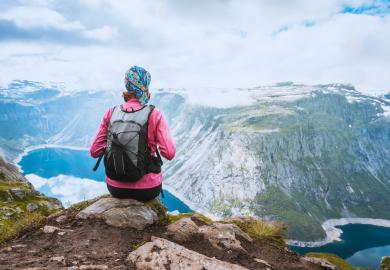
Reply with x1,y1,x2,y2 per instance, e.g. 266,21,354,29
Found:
93,105,162,182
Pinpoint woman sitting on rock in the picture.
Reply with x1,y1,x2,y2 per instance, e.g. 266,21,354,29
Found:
90,66,176,201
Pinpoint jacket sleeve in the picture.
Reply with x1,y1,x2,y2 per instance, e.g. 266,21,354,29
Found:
152,109,176,160
90,108,113,158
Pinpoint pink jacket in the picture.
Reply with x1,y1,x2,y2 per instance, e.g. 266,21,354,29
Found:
90,98,176,189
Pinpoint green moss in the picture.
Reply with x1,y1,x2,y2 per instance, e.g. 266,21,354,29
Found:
146,199,167,221
0,179,64,244
305,253,354,270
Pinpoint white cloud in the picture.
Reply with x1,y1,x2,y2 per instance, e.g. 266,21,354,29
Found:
25,174,108,208
0,6,83,30
84,25,117,41
0,0,389,96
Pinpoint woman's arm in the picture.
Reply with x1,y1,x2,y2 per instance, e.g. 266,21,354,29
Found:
149,109,176,160
90,108,114,158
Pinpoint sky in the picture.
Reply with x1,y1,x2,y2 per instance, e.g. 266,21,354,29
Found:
0,0,389,95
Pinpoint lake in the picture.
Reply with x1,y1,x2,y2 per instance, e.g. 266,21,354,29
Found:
290,223,390,268
18,147,192,213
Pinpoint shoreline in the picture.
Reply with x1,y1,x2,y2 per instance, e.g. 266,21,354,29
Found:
288,218,390,247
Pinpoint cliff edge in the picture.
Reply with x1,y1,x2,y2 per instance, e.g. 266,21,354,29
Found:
0,194,354,270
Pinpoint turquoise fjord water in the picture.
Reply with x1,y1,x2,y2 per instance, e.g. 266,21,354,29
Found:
291,224,390,268
18,147,192,213
19,147,390,268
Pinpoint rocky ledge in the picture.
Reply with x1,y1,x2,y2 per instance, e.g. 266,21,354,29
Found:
0,195,361,270
0,156,63,243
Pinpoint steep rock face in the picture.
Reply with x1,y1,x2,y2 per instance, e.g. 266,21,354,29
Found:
155,85,390,241
0,155,63,242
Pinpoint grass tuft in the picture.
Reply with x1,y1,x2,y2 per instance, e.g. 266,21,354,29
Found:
0,212,45,244
222,216,287,247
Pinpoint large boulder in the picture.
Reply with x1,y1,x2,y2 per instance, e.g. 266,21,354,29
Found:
76,197,158,230
127,236,249,270
198,222,252,252
166,217,199,242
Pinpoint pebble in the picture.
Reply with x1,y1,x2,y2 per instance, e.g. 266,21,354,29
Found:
11,244,27,249
42,225,60,233
1,246,12,252
50,255,66,265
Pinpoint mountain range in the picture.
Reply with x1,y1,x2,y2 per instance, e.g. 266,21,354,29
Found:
1,80,389,241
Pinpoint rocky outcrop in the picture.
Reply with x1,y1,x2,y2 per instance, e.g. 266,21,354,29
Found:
76,197,158,230
198,222,253,252
127,236,249,270
167,217,253,252
166,217,199,242
0,198,338,270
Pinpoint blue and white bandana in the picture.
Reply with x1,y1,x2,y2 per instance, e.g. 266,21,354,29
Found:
124,66,151,105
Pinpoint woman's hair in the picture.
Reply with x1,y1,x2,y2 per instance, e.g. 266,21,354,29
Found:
122,91,137,102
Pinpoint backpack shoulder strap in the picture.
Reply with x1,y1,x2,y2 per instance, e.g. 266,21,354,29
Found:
147,105,155,122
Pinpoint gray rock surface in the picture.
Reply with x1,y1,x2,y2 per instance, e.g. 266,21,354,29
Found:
39,200,63,211
199,222,252,252
9,188,26,199
26,203,38,212
127,236,249,270
42,225,60,234
76,197,158,230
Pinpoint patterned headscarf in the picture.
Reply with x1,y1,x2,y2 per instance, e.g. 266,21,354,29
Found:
124,66,151,105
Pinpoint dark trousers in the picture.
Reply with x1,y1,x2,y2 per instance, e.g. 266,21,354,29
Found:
107,183,162,202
